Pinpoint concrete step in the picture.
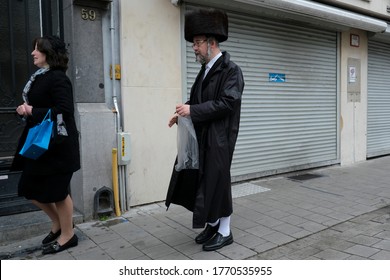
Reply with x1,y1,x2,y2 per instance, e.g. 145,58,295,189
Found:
0,210,83,246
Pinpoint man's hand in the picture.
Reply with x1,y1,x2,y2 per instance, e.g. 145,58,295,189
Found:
175,104,190,117
168,113,178,128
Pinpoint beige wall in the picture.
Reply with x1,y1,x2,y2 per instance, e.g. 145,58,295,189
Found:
319,0,390,19
118,0,381,207
339,29,368,165
120,0,182,205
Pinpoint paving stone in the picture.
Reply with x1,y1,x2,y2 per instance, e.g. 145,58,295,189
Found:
256,215,284,227
370,250,390,260
272,223,303,236
299,221,327,233
372,239,390,251
249,246,291,260
131,235,162,250
72,246,112,260
154,230,193,247
279,215,308,226
345,255,368,260
98,236,132,250
287,208,313,218
344,244,380,258
265,209,291,220
253,241,278,254
313,249,351,260
235,208,265,222
349,234,381,246
142,243,178,259
326,211,354,221
286,246,322,260
218,243,257,260
305,213,334,224
173,241,203,256
105,244,144,260
310,206,334,215
290,229,312,239
155,251,190,260
190,250,227,260
40,251,76,260
235,233,268,249
373,230,390,240
231,216,260,230
245,225,275,238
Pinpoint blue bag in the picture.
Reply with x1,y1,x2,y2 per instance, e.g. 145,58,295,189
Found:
19,109,53,159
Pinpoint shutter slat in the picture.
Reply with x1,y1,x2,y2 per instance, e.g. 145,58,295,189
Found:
367,40,390,157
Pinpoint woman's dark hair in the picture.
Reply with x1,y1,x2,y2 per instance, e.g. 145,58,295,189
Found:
33,35,69,71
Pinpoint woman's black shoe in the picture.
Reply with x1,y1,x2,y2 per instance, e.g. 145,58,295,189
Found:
42,234,78,255
42,230,61,245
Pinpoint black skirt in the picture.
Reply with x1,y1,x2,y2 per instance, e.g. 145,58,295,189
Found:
18,171,73,203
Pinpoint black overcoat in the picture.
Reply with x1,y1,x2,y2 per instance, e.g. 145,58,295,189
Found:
11,69,80,175
166,52,244,228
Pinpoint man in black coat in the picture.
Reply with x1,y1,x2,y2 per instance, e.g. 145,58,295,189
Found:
166,8,244,251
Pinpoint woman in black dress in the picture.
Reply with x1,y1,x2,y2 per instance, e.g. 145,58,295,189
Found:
12,35,80,254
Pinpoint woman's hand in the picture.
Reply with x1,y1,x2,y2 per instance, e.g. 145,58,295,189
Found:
16,103,33,117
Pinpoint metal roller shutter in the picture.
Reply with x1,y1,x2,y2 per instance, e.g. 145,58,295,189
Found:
185,6,339,181
367,40,390,157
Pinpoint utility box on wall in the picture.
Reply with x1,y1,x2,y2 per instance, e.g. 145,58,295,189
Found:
117,132,131,165
347,57,361,102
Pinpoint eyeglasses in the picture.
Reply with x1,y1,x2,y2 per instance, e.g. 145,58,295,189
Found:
192,39,208,48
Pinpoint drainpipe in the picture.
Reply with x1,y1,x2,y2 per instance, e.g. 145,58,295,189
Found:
110,1,130,213
110,1,120,133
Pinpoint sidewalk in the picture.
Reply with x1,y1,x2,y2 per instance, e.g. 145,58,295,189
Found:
1,156,390,260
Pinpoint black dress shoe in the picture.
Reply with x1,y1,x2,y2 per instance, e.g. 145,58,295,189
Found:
195,224,219,244
42,234,78,255
42,230,61,245
202,232,233,251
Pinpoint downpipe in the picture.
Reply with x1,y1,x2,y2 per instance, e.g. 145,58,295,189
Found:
110,1,129,213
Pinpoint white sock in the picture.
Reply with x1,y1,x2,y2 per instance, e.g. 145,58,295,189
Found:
208,219,219,227
218,216,231,237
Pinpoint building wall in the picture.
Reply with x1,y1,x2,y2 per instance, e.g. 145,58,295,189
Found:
63,0,117,219
120,0,181,206
318,0,390,19
340,29,368,165
116,0,388,208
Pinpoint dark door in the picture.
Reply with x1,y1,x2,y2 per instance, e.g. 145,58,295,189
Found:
0,0,63,216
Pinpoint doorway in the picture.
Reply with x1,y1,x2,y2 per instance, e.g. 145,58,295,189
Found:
0,0,63,216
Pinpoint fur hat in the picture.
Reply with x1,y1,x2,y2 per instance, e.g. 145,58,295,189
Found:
184,8,228,43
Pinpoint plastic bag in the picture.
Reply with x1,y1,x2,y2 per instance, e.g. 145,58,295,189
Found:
19,109,53,159
175,116,199,171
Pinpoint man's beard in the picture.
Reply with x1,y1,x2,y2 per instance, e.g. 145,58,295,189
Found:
195,44,211,65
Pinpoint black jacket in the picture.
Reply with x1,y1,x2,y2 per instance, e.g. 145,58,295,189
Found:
166,52,244,228
11,69,80,175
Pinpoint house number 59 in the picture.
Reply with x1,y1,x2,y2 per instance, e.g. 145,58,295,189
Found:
81,8,96,21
